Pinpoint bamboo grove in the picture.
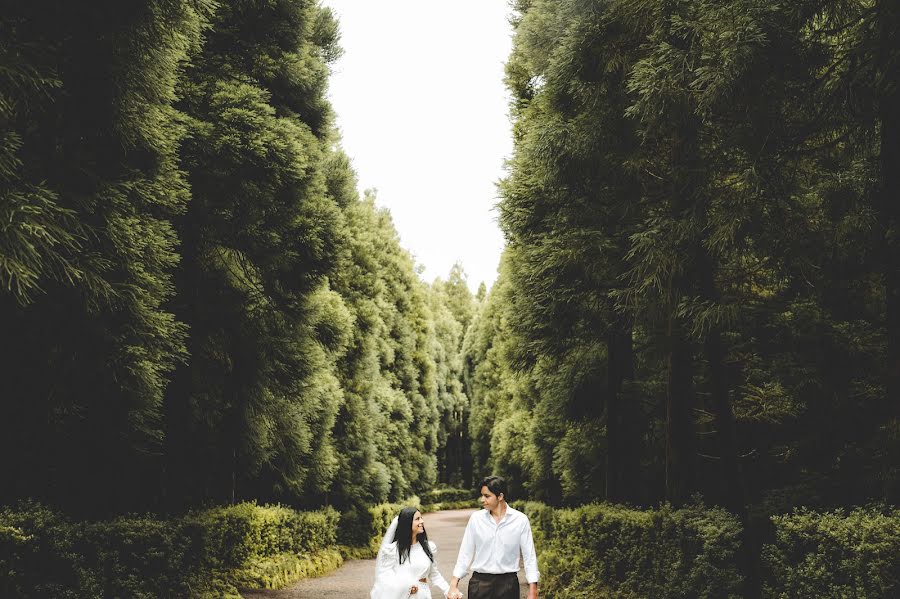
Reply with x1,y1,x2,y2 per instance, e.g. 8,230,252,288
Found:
465,0,898,519
0,0,474,517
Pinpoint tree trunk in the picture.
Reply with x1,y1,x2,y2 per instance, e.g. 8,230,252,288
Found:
665,105,700,507
606,314,638,503
697,251,745,514
162,200,203,513
878,0,900,415
666,319,696,505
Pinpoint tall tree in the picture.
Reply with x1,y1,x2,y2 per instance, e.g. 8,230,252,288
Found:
0,0,206,515
164,0,348,507
431,265,474,486
500,0,648,504
329,191,444,504
484,0,898,517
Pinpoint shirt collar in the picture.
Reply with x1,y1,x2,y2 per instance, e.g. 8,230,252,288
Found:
483,504,518,524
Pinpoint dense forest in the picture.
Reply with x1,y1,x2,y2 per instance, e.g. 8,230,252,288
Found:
0,0,474,519
2,0,897,537
466,0,898,520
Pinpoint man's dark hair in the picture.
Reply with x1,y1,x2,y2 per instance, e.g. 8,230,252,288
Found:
479,475,508,500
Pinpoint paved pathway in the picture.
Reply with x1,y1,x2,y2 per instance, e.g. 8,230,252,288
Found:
242,509,530,599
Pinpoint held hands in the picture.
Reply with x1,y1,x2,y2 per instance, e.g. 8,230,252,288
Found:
447,589,463,599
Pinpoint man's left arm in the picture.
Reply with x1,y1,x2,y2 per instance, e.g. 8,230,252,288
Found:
520,518,539,599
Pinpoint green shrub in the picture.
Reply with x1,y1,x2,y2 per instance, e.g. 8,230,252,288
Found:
185,502,338,567
0,502,100,598
512,501,556,546
370,500,411,539
0,505,204,598
423,499,480,511
762,506,900,598
0,501,344,597
422,487,476,504
337,504,377,548
182,576,243,599
538,502,744,599
337,500,405,556
230,548,343,589
81,516,189,598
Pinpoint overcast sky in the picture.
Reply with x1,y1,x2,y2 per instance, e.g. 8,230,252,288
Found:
323,0,514,292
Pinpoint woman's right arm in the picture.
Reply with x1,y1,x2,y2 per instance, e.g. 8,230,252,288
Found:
373,544,417,599
375,544,396,579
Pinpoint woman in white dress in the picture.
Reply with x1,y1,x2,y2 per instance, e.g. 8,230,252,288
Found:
370,507,451,599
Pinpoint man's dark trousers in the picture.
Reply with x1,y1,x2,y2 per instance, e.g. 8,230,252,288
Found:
467,572,519,599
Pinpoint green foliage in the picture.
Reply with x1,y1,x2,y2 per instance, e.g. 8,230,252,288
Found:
762,506,900,598
526,499,900,598
422,499,481,512
1,0,474,524
511,500,556,547
430,268,473,486
0,501,342,597
336,499,412,556
336,504,381,549
421,488,476,504
229,548,343,590
329,193,464,506
4,5,896,599
534,501,744,599
165,0,352,508
0,503,101,598
420,486,480,511
0,0,206,513
187,503,339,567
462,258,542,498
475,0,900,520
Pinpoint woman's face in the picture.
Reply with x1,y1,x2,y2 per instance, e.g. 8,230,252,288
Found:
412,511,425,536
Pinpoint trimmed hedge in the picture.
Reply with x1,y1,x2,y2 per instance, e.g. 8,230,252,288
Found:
521,501,900,599
421,487,476,504
423,499,481,511
520,501,744,599
186,502,338,569
0,501,341,598
762,506,900,598
230,548,343,590
0,496,481,597
1,503,104,599
513,500,556,546
336,500,409,552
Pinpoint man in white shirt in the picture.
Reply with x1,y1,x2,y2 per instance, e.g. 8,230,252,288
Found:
448,475,539,599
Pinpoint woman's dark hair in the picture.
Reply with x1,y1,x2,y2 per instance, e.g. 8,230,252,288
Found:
479,475,508,500
392,506,434,564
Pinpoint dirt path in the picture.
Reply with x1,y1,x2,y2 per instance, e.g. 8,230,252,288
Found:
242,509,531,599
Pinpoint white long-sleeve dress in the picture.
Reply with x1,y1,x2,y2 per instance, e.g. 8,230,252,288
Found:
370,540,450,599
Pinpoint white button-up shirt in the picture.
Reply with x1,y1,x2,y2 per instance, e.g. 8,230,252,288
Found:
452,505,540,584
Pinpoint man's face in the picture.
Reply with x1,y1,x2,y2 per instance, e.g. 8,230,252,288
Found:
480,485,502,510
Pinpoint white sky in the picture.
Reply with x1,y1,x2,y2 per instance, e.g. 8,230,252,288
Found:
323,0,513,292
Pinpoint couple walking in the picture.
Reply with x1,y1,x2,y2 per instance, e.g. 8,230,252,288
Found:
370,476,540,599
